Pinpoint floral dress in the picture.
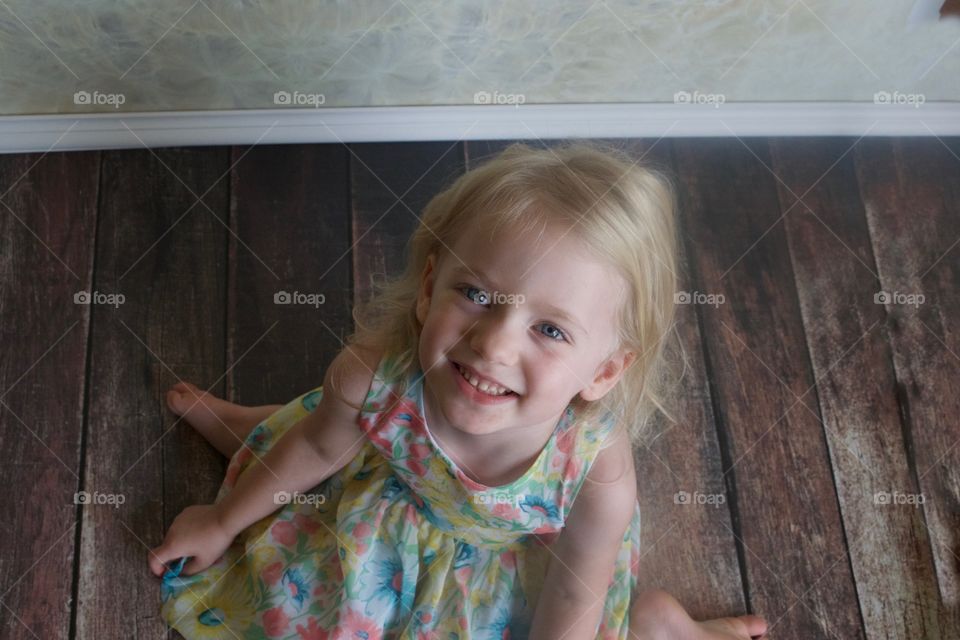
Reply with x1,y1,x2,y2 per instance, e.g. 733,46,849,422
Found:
160,352,641,639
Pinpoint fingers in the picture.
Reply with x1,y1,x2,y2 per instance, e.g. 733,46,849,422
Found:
148,545,175,577
148,542,192,578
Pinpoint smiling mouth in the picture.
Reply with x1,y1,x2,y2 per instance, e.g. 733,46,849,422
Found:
453,362,517,397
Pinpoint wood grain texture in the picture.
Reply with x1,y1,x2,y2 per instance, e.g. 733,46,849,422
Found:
673,138,864,639
78,147,230,639
4,137,958,638
771,136,947,638
621,139,747,620
0,151,99,639
854,138,960,635
349,141,466,308
228,144,352,405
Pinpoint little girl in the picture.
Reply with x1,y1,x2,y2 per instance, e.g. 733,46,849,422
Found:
149,142,768,639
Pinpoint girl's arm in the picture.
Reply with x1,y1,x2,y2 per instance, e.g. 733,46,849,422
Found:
215,344,379,535
528,425,638,640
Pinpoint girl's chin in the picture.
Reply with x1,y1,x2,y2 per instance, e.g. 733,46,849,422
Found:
437,398,513,435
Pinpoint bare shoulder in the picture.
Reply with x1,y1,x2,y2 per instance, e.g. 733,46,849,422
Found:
322,343,384,409
562,421,637,538
582,422,636,490
299,344,384,462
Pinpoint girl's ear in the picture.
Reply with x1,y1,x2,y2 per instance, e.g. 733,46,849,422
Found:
416,253,438,326
580,349,636,402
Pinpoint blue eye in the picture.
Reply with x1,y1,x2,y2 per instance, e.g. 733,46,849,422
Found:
538,324,567,342
463,286,490,306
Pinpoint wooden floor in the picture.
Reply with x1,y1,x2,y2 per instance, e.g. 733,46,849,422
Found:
1,137,958,639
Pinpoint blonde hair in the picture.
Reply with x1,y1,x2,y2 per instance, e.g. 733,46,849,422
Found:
345,141,685,449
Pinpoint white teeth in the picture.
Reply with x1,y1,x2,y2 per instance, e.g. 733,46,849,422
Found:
457,364,511,396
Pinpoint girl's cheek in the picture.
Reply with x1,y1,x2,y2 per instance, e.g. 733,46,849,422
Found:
422,308,460,351
431,305,465,333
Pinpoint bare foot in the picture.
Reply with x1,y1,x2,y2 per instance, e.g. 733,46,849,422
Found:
696,615,768,639
166,382,254,458
630,589,768,640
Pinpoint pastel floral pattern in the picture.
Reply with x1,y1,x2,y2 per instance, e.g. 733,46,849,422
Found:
160,353,641,638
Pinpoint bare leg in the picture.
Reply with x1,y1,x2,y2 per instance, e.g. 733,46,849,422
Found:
630,589,768,640
166,381,283,458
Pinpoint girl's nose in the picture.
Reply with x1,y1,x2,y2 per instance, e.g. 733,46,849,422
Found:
468,317,519,366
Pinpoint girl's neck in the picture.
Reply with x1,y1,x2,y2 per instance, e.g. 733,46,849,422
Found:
420,383,566,482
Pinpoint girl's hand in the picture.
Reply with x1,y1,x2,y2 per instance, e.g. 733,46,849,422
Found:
148,504,235,577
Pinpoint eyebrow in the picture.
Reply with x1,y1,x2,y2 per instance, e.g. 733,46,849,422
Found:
450,264,589,336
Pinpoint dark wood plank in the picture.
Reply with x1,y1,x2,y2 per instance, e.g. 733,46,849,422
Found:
228,144,352,405
79,147,230,639
855,138,960,635
620,139,747,620
0,150,99,640
673,138,864,639
772,136,947,638
465,138,553,170
349,141,467,307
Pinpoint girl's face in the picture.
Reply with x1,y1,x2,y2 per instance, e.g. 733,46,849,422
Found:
415,217,635,439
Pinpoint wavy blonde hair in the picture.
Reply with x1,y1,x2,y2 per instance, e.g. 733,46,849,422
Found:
345,141,685,449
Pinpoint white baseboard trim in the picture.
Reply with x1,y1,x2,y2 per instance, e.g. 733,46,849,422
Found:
1,102,957,153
